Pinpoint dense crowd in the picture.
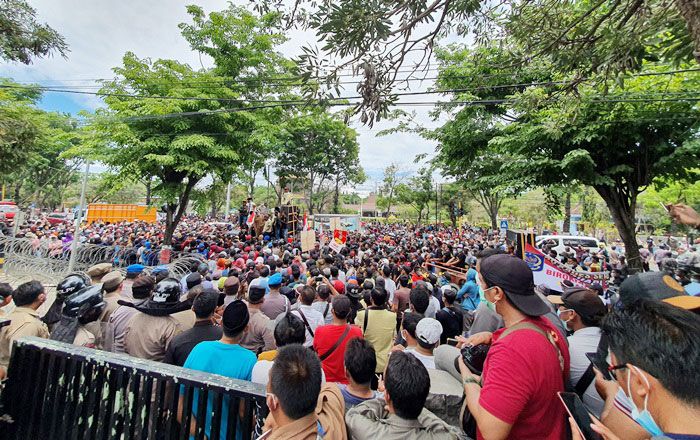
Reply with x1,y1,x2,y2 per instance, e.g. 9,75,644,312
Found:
1,204,699,440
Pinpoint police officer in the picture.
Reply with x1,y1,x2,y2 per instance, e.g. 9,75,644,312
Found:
43,273,90,332
122,278,191,362
50,284,106,348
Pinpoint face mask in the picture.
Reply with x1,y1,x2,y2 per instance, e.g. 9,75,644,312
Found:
556,309,573,330
482,286,498,312
623,366,663,437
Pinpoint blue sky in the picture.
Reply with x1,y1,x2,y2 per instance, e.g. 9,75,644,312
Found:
2,0,448,189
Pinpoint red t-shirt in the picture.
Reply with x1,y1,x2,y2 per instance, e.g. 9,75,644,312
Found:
477,317,570,440
313,324,363,384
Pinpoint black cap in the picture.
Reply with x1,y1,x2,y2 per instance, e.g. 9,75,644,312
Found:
222,300,249,334
561,287,606,320
480,254,550,316
186,273,202,289
248,286,266,304
619,272,686,306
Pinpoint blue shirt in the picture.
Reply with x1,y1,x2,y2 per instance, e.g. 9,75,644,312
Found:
183,341,257,439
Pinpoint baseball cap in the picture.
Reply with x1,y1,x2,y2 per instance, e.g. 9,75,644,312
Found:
479,254,550,316
619,272,685,305
560,287,606,320
332,280,345,294
415,318,443,346
102,271,124,291
268,272,282,287
222,300,249,334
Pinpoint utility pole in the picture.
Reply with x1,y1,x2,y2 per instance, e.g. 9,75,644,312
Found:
435,182,438,225
225,178,232,219
67,160,90,273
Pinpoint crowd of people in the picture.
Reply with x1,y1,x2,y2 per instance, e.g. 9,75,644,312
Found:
0,202,699,439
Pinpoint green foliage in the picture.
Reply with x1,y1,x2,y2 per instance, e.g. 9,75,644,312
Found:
0,83,83,209
396,166,435,224
428,39,699,267
0,0,68,64
0,79,44,176
69,6,295,244
275,110,363,214
268,0,699,123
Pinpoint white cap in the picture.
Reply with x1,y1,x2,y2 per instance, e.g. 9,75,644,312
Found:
415,318,443,345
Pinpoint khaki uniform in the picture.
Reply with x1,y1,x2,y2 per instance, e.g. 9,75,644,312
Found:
0,307,50,368
124,313,183,362
73,326,96,348
171,310,196,331
240,308,276,355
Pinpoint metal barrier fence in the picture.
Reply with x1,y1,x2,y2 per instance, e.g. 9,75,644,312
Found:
0,237,204,285
0,337,267,440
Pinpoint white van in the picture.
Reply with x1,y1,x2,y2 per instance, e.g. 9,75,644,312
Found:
535,235,600,256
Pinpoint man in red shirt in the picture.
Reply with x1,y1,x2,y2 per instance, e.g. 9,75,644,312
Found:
457,254,570,440
313,295,363,384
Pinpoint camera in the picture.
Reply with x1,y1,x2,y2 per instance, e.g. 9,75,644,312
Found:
459,343,490,375
315,276,324,283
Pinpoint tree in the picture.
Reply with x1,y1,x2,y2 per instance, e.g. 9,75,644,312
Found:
275,111,363,214
396,166,435,224
490,66,700,270
0,79,44,176
256,0,699,123
378,163,401,217
11,111,83,209
70,6,294,245
0,0,68,64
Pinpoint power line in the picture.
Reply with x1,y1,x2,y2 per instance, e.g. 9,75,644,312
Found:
10,67,700,89
4,81,700,106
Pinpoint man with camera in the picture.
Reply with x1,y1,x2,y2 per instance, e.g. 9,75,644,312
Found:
437,254,570,439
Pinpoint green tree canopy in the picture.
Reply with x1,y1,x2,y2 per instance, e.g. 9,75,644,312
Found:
275,110,363,214
0,0,68,64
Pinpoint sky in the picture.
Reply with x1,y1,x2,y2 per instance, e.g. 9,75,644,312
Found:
2,0,449,193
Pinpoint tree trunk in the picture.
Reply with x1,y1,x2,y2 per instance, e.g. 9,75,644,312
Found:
563,192,571,233
307,177,314,215
162,178,197,246
384,188,394,217
594,185,642,273
145,179,152,205
333,179,340,214
677,0,700,63
449,201,457,227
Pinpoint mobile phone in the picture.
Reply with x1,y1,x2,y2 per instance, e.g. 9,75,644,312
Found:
585,352,613,381
558,392,602,440
446,338,459,347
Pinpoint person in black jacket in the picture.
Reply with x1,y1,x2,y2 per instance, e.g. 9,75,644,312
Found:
435,287,463,343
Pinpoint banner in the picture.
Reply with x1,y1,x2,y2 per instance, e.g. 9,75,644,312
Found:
333,229,348,244
246,211,256,227
329,240,344,254
300,230,315,252
524,244,608,292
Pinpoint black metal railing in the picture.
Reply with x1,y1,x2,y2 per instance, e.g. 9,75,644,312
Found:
0,337,267,440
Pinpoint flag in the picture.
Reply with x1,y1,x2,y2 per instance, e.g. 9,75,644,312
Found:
246,211,256,227
303,213,309,231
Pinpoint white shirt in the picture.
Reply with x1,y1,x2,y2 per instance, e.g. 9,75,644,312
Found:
425,295,440,319
567,326,605,418
384,278,397,304
291,305,325,347
252,359,326,387
405,347,435,369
